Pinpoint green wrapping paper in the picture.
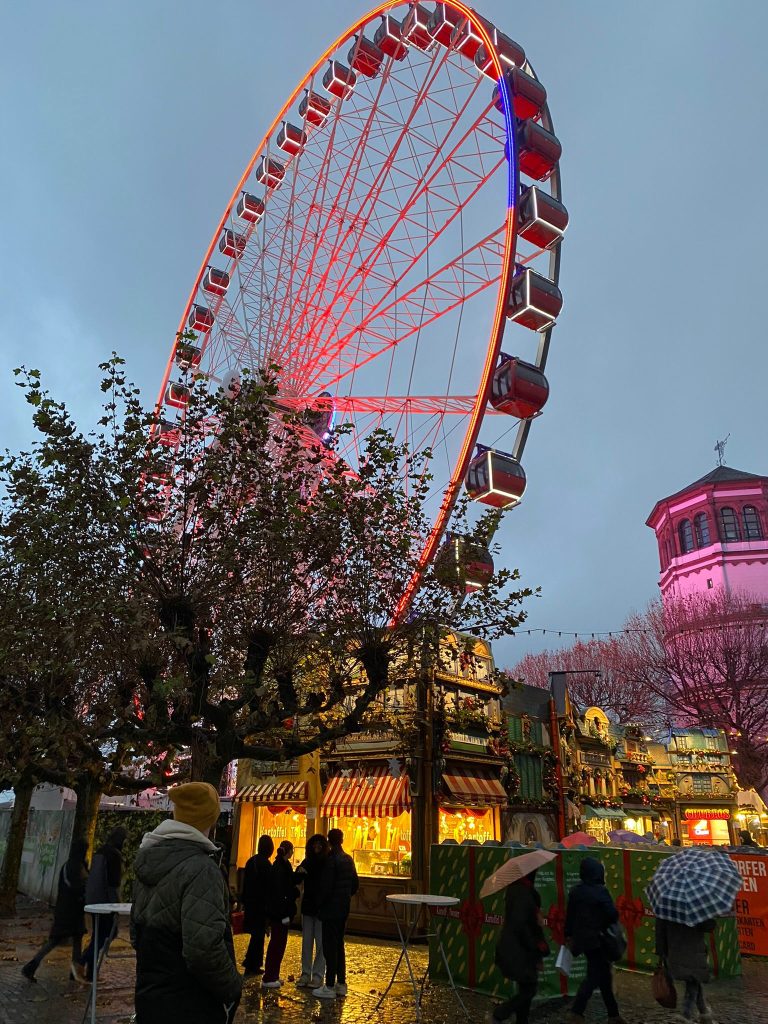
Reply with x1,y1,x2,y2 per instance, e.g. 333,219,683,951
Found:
429,843,741,1000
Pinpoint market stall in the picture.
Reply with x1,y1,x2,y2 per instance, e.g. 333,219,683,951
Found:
681,806,733,845
233,780,310,869
321,765,413,935
438,763,506,844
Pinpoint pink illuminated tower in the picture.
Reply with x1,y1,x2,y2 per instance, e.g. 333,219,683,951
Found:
647,465,768,604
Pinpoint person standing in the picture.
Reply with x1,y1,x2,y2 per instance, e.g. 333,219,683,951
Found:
739,829,758,847
262,840,300,988
655,917,716,1023
80,826,127,980
130,782,242,1024
295,833,328,988
492,872,549,1024
312,828,359,1001
22,839,90,983
564,857,627,1024
241,835,274,976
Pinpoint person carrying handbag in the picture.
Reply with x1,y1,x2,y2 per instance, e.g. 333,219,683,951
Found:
655,916,717,1023
564,857,627,1024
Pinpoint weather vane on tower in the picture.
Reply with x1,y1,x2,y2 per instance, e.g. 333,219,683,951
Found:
714,433,730,467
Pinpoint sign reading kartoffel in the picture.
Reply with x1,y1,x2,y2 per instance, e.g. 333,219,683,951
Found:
731,853,768,955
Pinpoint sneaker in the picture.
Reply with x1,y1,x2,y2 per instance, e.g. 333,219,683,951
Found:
335,982,348,996
309,975,323,988
295,974,311,987
262,980,282,989
21,962,37,983
311,985,337,999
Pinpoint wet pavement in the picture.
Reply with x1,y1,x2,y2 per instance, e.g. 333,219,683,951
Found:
2,897,768,1023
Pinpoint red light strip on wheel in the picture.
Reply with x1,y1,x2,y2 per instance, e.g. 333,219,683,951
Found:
392,2,517,622
152,3,518,628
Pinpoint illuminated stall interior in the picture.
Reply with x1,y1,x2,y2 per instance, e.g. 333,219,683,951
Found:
438,765,505,844
681,808,731,845
582,806,623,844
321,767,412,877
234,780,308,868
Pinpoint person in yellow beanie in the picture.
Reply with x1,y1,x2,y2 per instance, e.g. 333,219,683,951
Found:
130,782,241,1024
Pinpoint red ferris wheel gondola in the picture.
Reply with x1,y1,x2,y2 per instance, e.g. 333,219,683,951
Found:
154,2,565,617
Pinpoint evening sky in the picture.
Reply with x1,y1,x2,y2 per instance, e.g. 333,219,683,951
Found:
1,1,766,668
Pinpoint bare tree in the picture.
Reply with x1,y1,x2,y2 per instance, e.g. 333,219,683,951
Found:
508,637,668,729
620,592,768,791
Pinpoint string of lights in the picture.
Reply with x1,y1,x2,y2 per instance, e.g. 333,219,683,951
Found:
517,620,768,639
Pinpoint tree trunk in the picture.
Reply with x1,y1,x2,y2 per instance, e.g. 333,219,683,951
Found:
0,772,35,916
72,774,102,859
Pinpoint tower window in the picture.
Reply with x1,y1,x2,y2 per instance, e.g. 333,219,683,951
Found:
678,518,694,553
719,506,740,542
694,512,711,548
743,505,763,540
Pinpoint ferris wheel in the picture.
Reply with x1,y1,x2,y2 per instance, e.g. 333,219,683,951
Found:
155,1,566,612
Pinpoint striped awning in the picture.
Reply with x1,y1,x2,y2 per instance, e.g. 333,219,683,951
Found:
321,767,411,818
234,780,308,806
441,766,507,807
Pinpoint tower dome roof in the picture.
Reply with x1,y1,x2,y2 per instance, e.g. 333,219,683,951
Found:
647,465,768,526
668,465,764,499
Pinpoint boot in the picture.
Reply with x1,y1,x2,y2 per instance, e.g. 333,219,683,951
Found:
21,960,37,982
607,1017,629,1024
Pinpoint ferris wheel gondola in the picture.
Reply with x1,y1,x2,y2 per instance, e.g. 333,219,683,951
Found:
154,1,566,618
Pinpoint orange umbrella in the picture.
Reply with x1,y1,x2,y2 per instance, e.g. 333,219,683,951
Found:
561,831,598,849
479,849,557,899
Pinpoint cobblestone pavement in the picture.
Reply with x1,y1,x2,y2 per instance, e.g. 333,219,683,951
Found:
2,897,767,1024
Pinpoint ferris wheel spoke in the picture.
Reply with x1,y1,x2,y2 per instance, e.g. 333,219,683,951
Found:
267,56,438,369
268,45,455,367
331,395,503,416
285,117,504,384
301,223,506,392
273,58,498,376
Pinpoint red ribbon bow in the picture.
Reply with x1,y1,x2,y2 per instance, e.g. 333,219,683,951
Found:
546,903,566,945
458,897,485,940
616,894,644,931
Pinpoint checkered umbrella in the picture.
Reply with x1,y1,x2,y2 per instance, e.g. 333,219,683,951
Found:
645,848,742,926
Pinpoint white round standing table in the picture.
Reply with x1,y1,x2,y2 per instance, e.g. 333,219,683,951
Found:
84,902,132,1024
376,894,468,1020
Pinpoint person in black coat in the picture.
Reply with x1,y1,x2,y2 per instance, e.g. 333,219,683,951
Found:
80,826,127,981
80,819,126,978
656,917,716,1023
22,839,90,983
564,857,626,1024
312,828,359,1000
492,872,549,1023
261,840,299,987
241,834,274,975
295,833,328,987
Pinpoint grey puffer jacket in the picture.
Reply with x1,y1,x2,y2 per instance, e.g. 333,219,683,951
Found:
130,820,242,1024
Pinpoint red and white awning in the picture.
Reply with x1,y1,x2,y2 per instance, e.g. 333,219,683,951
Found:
321,767,411,818
442,765,507,807
234,781,308,806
